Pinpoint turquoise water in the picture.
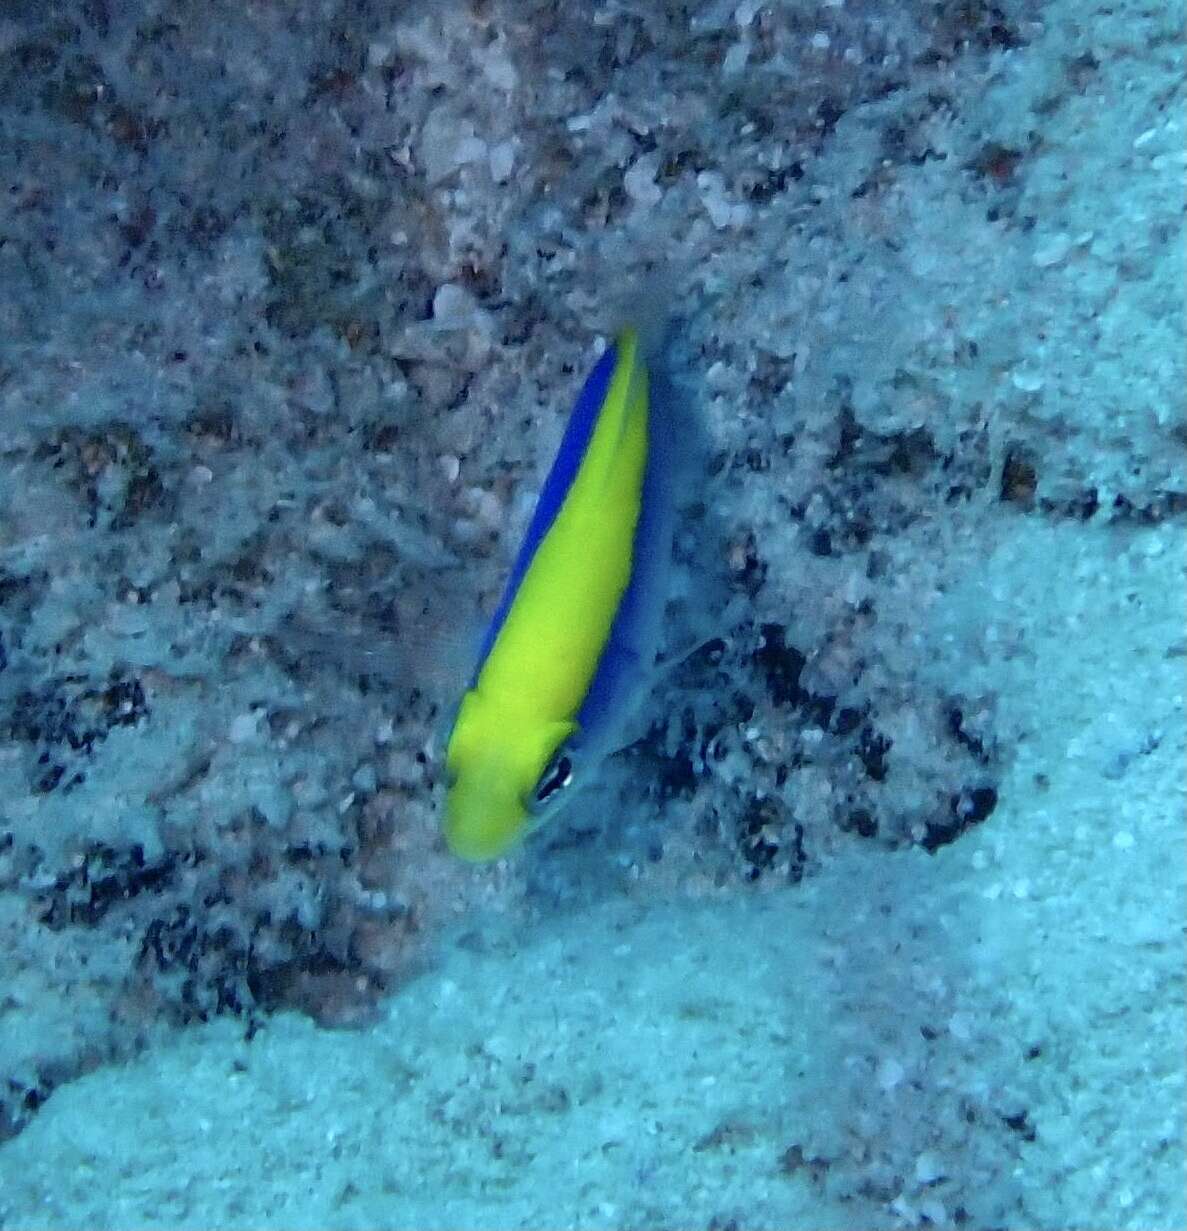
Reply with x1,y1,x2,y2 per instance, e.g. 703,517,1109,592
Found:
0,1,1183,1228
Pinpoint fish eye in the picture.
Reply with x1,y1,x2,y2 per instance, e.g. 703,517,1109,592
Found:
533,752,573,806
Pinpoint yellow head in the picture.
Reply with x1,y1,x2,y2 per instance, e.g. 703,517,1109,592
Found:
444,689,578,861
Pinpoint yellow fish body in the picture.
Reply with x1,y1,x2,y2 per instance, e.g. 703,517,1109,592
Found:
444,328,679,860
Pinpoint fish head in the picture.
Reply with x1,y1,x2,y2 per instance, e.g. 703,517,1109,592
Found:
444,695,578,860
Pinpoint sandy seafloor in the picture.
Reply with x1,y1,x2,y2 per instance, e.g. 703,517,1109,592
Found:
0,1,1184,1229
2,519,1185,1231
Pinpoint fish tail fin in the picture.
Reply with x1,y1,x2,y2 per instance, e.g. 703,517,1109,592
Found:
595,260,691,366
623,272,680,365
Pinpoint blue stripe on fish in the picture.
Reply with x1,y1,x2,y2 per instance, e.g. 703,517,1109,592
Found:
574,367,678,749
472,343,618,675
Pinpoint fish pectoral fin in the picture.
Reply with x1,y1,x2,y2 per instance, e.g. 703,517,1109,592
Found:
610,635,729,754
652,634,725,685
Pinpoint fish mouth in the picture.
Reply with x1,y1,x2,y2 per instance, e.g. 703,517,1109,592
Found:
443,778,529,862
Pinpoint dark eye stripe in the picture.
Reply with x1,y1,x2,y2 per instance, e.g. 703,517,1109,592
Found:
535,755,573,804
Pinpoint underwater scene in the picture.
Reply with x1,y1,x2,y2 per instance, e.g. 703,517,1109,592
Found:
0,1,1183,1228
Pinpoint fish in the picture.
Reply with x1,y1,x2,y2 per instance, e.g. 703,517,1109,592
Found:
442,325,684,861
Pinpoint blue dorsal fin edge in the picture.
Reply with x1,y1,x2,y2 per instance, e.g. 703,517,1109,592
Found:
575,341,699,752
471,342,618,678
